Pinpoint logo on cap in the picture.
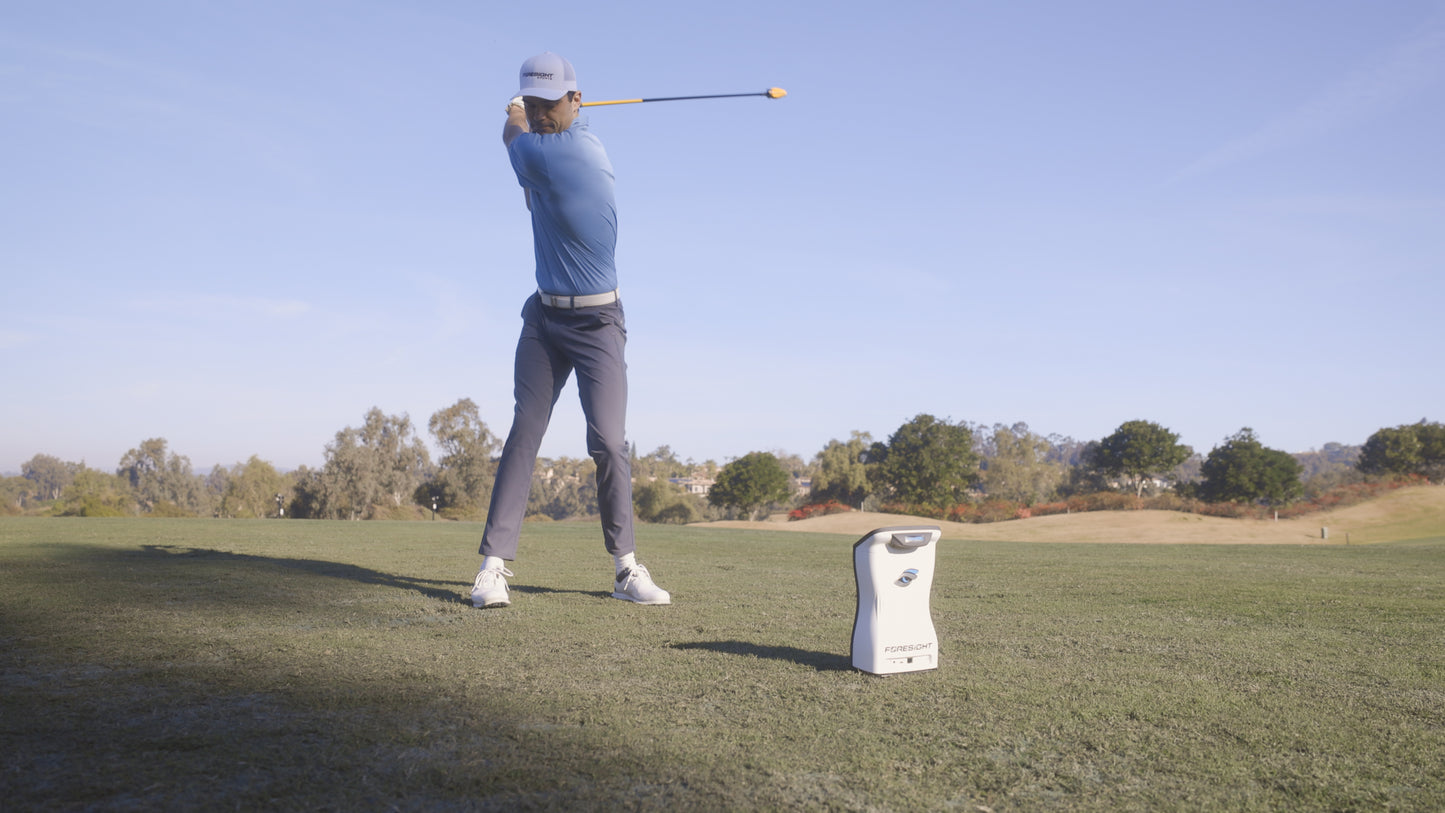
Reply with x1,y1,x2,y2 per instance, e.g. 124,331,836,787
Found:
517,52,576,100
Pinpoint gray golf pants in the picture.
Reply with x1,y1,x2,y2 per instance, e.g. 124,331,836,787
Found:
478,293,635,560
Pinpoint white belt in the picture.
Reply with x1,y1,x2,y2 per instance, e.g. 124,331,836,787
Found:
537,288,619,309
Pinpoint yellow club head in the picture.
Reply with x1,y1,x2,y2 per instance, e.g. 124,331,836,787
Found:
766,87,787,99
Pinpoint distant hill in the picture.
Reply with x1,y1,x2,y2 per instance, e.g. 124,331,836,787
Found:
697,485,1445,545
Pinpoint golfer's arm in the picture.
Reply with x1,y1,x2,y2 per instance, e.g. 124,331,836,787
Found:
502,107,531,210
502,107,528,147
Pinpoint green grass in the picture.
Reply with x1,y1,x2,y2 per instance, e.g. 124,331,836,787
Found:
2,518,1442,811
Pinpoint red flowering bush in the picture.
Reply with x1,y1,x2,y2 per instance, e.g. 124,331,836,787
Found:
974,499,1022,523
1027,501,1072,517
945,503,974,523
945,500,1028,523
788,501,855,521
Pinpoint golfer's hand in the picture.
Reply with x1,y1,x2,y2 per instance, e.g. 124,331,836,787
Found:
503,96,529,147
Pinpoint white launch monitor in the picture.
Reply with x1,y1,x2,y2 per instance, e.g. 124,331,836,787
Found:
851,526,942,675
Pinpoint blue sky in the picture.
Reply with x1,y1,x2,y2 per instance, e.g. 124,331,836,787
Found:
4,0,1443,474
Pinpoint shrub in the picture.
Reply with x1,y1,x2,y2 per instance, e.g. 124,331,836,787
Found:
974,499,1023,523
942,500,1027,523
946,503,974,523
439,505,487,522
1076,492,1140,512
1141,493,1191,512
654,500,701,525
59,497,128,517
147,501,196,518
1027,501,1072,517
878,502,947,520
788,501,854,521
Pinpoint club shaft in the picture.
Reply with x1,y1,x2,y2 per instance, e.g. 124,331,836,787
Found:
581,92,771,107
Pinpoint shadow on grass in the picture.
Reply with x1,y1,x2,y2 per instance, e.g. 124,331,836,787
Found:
671,640,852,672
138,545,613,602
1,541,716,809
512,584,613,599
140,544,472,605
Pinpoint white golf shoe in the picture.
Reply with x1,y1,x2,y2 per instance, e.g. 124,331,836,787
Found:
612,563,671,605
470,566,514,609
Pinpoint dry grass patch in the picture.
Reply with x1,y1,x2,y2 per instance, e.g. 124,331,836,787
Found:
702,485,1445,545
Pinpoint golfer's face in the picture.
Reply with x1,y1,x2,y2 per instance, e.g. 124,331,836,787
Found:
524,92,580,134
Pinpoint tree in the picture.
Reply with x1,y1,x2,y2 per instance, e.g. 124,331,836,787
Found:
1358,420,1445,483
58,466,131,517
1057,441,1111,497
288,465,327,519
867,414,979,508
117,438,167,512
1357,425,1420,478
1294,442,1361,481
1198,428,1303,505
320,408,432,519
628,446,707,523
1169,453,1205,488
1421,422,1445,482
527,456,598,520
204,464,232,510
979,423,1063,504
709,452,792,520
117,438,208,515
770,449,812,481
360,408,431,510
631,445,689,484
1294,443,1364,499
322,426,379,520
1,476,35,515
810,431,873,508
220,456,290,518
633,478,702,524
21,454,77,501
427,398,499,512
1043,434,1091,467
1085,420,1193,497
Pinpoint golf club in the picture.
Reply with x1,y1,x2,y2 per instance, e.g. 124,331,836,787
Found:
581,88,786,107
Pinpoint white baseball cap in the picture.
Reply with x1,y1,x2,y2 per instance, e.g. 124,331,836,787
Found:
516,52,577,100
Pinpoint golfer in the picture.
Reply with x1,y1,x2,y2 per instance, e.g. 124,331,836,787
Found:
471,52,670,609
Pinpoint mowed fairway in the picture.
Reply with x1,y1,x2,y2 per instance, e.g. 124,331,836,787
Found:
2,507,1443,810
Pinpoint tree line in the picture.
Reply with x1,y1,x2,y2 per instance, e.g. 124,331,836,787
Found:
3,400,1441,523
789,416,1440,520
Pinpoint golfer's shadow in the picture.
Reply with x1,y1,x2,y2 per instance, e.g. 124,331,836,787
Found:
671,640,851,672
139,545,616,605
139,544,474,605
511,584,611,600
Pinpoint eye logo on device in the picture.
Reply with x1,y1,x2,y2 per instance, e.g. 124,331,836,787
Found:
897,568,920,586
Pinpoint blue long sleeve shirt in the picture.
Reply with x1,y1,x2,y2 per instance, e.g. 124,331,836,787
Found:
507,118,618,296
